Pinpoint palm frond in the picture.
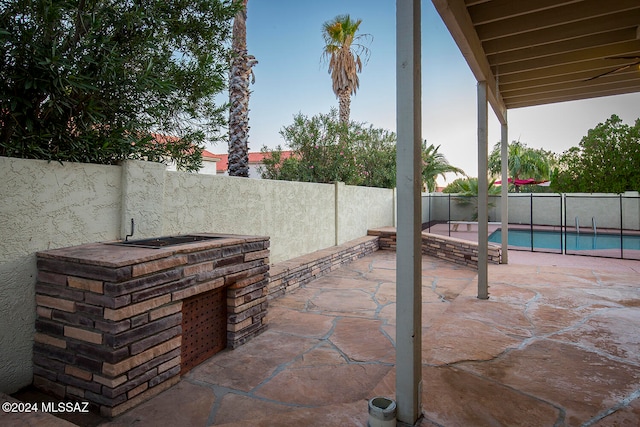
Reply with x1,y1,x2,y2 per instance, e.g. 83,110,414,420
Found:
321,14,370,100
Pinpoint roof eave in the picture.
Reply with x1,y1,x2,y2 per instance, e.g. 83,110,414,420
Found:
432,0,508,124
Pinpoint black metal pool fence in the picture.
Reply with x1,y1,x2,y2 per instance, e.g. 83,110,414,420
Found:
422,193,640,261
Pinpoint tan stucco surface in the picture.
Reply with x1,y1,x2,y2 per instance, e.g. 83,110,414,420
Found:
0,157,121,393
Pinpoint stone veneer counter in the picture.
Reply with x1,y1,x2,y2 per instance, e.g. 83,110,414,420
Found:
34,233,270,417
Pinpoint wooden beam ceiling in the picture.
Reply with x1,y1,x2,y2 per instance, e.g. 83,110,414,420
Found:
433,0,640,113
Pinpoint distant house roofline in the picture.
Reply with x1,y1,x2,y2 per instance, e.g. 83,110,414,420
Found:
150,133,221,164
202,149,220,162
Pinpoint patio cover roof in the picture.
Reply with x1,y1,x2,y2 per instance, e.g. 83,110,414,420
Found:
432,0,640,123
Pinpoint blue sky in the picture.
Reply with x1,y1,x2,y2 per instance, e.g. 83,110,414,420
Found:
214,0,640,180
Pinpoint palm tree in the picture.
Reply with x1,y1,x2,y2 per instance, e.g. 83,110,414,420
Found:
421,142,464,192
228,0,257,177
443,177,501,221
488,140,551,192
321,15,371,124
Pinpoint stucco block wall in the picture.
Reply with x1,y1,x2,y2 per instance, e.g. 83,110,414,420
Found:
0,157,122,394
0,156,394,393
336,183,396,245
565,192,640,230
505,194,563,226
121,160,166,238
162,173,339,264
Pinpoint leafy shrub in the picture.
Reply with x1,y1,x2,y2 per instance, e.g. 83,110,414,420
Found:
260,110,397,188
0,0,239,171
552,115,640,193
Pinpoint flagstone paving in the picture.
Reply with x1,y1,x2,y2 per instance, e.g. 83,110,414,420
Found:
94,250,639,427
7,250,638,426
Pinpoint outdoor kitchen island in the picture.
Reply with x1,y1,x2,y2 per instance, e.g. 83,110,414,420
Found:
33,233,270,417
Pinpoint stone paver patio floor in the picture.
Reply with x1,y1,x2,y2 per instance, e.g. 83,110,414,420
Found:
92,250,640,427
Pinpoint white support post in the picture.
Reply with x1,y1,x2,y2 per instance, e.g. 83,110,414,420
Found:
500,118,509,264
477,81,489,299
395,0,422,424
334,181,342,246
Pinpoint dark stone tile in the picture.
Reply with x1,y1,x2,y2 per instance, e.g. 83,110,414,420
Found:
76,302,104,317
187,248,222,264
221,245,243,258
228,324,268,349
130,276,196,303
94,318,131,334
104,313,181,349
213,254,245,269
130,313,149,328
33,343,75,364
148,365,180,388
33,353,66,374
103,368,158,399
130,325,181,355
225,266,269,287
68,340,130,364
85,293,131,309
127,348,180,380
227,274,269,298
35,318,64,336
37,258,131,281
51,310,94,327
32,365,58,382
36,271,67,286
242,241,268,252
227,278,268,298
227,304,263,324
36,281,84,301
58,373,103,393
104,270,182,297
74,353,103,372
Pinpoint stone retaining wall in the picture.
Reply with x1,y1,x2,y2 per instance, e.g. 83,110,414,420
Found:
368,227,501,267
268,236,379,299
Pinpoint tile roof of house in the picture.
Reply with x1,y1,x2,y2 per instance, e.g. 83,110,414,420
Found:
150,133,220,163
214,151,293,173
202,149,220,162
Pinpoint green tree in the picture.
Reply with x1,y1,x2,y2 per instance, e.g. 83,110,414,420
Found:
261,111,466,190
0,0,239,170
259,110,396,188
488,140,551,192
421,143,464,192
354,127,397,189
552,114,640,193
228,0,257,177
443,177,501,220
321,15,371,124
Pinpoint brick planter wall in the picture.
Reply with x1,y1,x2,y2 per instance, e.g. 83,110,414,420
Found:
33,234,269,417
268,236,379,299
368,227,501,267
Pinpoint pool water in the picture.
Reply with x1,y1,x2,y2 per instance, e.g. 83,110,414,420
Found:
488,229,640,251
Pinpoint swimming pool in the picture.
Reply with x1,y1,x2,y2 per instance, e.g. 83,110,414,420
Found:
488,229,640,251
